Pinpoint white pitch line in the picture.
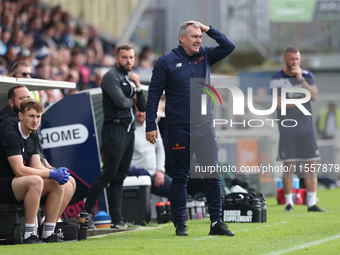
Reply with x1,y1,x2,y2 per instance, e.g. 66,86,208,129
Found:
264,234,340,255
194,236,215,241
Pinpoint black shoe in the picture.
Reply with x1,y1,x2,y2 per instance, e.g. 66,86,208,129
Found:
308,205,327,212
284,204,293,212
209,221,234,236
111,219,140,229
23,234,44,244
87,214,96,230
42,233,65,243
175,222,188,236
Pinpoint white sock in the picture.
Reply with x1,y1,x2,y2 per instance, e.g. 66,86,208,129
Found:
42,222,56,239
307,192,316,207
24,223,35,239
284,193,294,206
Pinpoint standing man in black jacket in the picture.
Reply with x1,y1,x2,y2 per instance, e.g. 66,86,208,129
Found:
84,45,146,228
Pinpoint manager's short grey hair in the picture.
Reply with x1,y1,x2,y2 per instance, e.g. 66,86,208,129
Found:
178,21,200,43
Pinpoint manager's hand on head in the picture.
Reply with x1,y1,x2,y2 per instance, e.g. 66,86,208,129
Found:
185,20,210,32
49,167,70,185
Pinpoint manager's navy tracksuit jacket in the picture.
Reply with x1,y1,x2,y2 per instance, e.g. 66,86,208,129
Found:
146,26,235,225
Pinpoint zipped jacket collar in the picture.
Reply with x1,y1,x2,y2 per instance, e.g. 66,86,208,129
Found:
174,45,202,59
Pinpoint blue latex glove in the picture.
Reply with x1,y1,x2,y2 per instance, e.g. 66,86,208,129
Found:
49,167,70,185
59,168,70,185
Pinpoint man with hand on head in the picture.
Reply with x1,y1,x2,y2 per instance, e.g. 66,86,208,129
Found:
146,21,235,236
0,99,70,244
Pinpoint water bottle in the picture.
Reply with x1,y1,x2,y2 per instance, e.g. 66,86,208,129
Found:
79,211,89,230
186,200,196,220
155,202,167,224
195,200,205,219
164,201,172,220
78,210,89,240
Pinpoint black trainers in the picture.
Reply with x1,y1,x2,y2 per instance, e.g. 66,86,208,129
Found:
42,233,65,243
87,214,96,230
111,219,140,229
23,234,44,244
308,205,327,212
284,204,293,212
175,222,188,236
209,221,234,236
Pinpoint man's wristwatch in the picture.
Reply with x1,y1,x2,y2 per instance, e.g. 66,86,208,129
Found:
136,87,142,92
297,77,305,84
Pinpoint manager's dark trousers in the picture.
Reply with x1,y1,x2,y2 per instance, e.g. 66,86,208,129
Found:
167,123,222,226
85,123,134,223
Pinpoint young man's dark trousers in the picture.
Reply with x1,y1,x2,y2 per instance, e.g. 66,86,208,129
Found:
85,123,134,223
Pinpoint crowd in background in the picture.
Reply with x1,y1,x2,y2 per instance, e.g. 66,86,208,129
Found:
0,0,156,107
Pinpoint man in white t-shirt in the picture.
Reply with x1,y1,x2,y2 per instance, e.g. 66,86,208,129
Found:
129,110,172,199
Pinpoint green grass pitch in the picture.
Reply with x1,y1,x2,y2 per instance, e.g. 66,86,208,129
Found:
1,188,339,255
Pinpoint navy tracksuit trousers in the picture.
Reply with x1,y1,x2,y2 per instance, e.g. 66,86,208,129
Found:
167,123,222,226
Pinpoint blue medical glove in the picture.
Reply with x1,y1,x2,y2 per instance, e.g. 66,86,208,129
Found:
49,167,70,185
59,168,70,185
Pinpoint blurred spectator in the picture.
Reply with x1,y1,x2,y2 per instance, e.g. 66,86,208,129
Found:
74,25,89,48
34,45,50,67
0,56,8,75
4,47,18,70
20,32,34,50
27,16,43,37
34,22,58,49
17,48,33,63
89,69,104,88
71,49,90,85
0,26,8,55
16,7,30,32
43,88,63,108
61,11,72,25
88,37,104,63
1,27,12,47
0,0,117,99
134,46,155,81
61,19,76,48
62,68,79,96
51,5,63,23
34,62,61,107
34,62,50,79
85,47,97,76
1,13,15,30
59,63,70,81
8,28,24,54
100,53,115,67
10,60,33,78
50,65,63,81
9,60,40,101
62,47,72,64
52,21,66,47
317,103,340,139
41,8,52,26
